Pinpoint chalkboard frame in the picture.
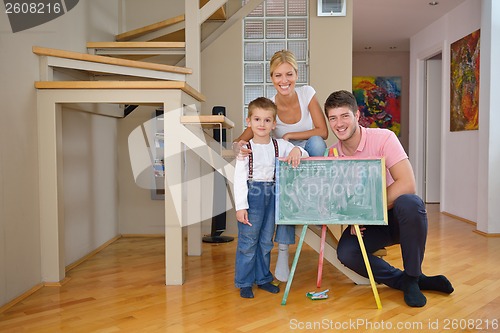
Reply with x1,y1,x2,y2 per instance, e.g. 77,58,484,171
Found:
275,157,388,225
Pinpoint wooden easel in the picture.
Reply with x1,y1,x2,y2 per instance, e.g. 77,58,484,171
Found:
279,148,383,308
280,224,382,309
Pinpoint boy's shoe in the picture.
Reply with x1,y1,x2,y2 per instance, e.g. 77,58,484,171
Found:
240,287,254,298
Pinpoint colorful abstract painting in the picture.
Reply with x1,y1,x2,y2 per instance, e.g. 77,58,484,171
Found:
352,76,401,136
450,29,480,131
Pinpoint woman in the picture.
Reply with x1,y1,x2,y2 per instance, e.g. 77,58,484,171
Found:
233,50,328,282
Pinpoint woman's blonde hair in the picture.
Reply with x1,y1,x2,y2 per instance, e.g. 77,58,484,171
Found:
269,50,298,77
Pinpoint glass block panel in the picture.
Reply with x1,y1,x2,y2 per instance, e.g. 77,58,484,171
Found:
244,63,264,83
243,107,248,123
244,20,264,39
266,85,277,98
265,0,285,16
297,63,308,83
244,42,264,61
287,40,307,61
265,19,286,39
287,19,307,39
266,41,286,61
243,0,308,121
244,85,264,105
287,0,307,16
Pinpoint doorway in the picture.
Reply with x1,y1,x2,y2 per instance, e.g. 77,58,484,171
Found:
423,54,442,204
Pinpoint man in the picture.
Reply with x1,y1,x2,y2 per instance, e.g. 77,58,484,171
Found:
324,90,453,307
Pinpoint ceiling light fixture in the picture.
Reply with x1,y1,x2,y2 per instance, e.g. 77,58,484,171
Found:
389,46,397,50
364,46,372,50
429,1,439,5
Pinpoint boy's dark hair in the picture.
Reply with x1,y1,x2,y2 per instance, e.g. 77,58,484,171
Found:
323,90,358,117
248,97,277,120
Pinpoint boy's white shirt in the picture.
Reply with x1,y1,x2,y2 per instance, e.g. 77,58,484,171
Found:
233,139,309,211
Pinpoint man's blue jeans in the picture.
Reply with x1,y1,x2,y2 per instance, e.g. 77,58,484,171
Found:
275,135,327,245
234,181,276,288
336,194,428,290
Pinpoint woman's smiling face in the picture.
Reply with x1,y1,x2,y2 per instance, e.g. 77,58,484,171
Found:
271,62,297,96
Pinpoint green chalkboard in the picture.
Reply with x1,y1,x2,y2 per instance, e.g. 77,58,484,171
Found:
275,157,388,225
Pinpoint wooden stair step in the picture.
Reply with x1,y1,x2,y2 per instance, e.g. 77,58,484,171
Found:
116,15,185,42
33,46,192,75
86,42,186,58
87,42,185,49
34,81,205,102
180,115,234,129
201,0,226,21
115,2,226,43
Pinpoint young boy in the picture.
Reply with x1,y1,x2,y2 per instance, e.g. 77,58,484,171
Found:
234,97,309,298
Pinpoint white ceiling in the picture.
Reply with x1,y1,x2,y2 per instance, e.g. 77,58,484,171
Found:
352,0,467,52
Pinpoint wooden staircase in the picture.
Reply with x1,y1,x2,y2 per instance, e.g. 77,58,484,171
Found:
86,1,227,63
33,0,267,96
33,1,235,104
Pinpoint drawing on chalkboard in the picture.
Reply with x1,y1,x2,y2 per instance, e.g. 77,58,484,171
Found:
275,157,388,225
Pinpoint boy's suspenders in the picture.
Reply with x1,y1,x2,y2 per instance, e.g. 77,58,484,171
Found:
246,138,279,180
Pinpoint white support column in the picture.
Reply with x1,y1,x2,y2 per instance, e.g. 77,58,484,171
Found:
162,98,186,285
186,148,202,256
37,92,65,282
38,56,53,81
183,3,203,258
185,1,201,90
477,0,500,234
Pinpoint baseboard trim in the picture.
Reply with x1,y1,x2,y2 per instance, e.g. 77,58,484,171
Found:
121,234,164,238
44,277,72,287
1,235,122,314
0,283,44,314
441,211,476,226
473,230,500,238
442,212,500,237
65,235,122,273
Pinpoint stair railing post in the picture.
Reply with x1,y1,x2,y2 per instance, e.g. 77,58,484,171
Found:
185,1,201,91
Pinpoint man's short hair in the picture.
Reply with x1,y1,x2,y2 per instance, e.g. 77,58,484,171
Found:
324,90,358,117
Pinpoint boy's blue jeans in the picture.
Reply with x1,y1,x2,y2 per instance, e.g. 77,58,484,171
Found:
275,135,327,245
234,181,276,288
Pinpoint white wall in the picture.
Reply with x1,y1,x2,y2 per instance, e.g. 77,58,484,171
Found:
409,0,482,222
62,110,119,265
0,0,120,306
118,107,166,235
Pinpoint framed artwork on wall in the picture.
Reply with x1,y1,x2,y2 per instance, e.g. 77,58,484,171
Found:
450,29,480,132
352,76,402,136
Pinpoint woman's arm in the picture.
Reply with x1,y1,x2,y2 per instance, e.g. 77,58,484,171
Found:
282,94,329,141
232,127,254,156
233,126,253,143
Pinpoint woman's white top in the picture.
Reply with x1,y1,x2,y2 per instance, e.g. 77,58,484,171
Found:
272,85,316,139
233,139,308,211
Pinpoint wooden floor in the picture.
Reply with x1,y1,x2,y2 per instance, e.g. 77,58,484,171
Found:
1,205,499,333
